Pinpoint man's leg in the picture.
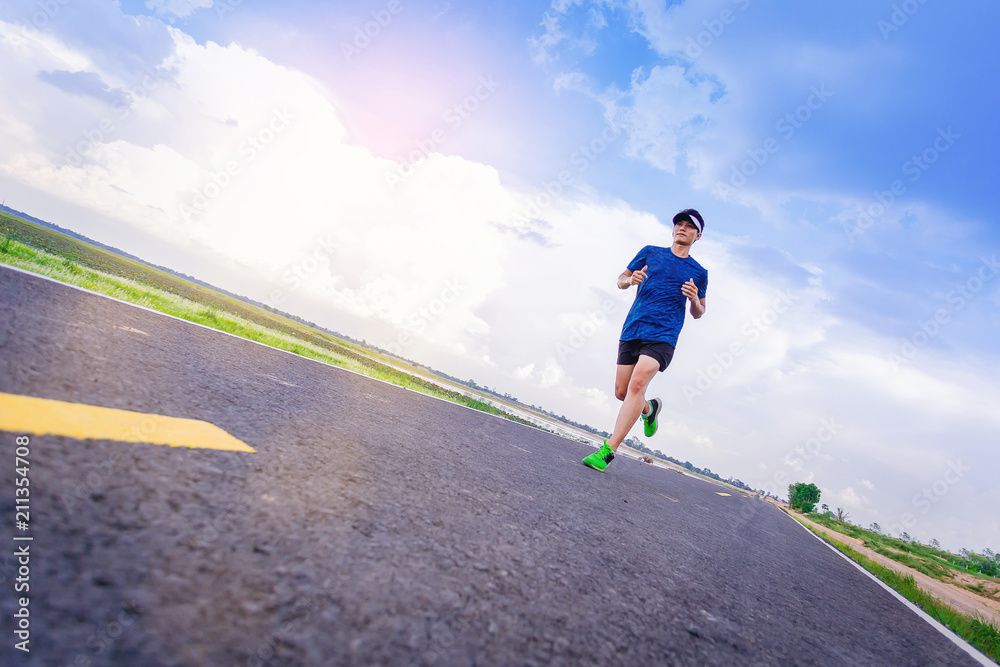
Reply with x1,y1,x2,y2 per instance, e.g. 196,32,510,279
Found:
583,353,659,471
614,363,634,402
607,354,660,452
615,362,653,414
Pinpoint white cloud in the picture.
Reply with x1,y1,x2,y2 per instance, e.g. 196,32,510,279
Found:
625,0,739,58
540,358,566,388
611,65,719,173
551,63,721,177
513,363,535,381
529,0,591,64
837,487,866,509
3,4,998,555
530,8,568,65
584,387,609,407
0,25,515,360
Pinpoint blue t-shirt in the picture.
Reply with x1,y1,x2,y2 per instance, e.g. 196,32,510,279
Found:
620,245,708,346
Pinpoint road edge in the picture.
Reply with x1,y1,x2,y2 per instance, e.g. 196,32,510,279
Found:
784,510,994,666
0,263,579,442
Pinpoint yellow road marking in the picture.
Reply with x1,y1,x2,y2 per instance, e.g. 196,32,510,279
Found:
716,492,731,496
0,392,254,453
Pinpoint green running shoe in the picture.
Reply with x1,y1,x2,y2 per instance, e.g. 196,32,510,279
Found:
582,441,615,471
641,397,661,437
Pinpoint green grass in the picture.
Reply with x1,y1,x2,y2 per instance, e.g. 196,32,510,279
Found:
796,518,1000,663
0,221,548,432
867,544,949,580
806,512,1000,584
0,213,383,358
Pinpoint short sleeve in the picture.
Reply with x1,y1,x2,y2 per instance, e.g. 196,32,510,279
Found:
626,246,650,273
697,270,708,299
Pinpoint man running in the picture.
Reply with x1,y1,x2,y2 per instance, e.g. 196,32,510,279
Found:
582,209,708,471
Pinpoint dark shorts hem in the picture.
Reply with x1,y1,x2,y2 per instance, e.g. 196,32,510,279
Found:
617,339,676,372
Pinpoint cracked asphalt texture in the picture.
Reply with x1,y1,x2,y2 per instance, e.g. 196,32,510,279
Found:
0,266,982,666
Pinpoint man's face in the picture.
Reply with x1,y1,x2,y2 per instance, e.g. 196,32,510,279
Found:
673,219,701,244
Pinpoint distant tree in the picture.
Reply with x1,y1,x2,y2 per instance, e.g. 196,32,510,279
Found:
930,538,941,550
788,482,821,513
900,532,911,542
869,522,882,534
821,504,829,513
835,507,850,522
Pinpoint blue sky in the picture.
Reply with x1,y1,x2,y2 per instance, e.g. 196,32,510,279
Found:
1,0,998,552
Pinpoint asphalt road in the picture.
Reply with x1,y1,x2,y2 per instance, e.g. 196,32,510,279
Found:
0,265,984,666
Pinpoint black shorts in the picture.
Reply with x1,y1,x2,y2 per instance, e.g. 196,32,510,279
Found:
617,339,675,372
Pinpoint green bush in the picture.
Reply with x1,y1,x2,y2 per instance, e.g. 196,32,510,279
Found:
789,482,821,512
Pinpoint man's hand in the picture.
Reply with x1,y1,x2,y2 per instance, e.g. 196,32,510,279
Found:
681,278,698,301
618,266,648,289
629,265,648,286
683,278,706,319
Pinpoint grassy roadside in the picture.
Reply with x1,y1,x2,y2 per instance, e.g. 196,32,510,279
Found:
805,512,1000,590
0,221,546,432
793,515,1000,663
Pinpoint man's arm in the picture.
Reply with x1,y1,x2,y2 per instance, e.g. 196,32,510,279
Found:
618,265,648,289
690,297,706,319
682,279,706,319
